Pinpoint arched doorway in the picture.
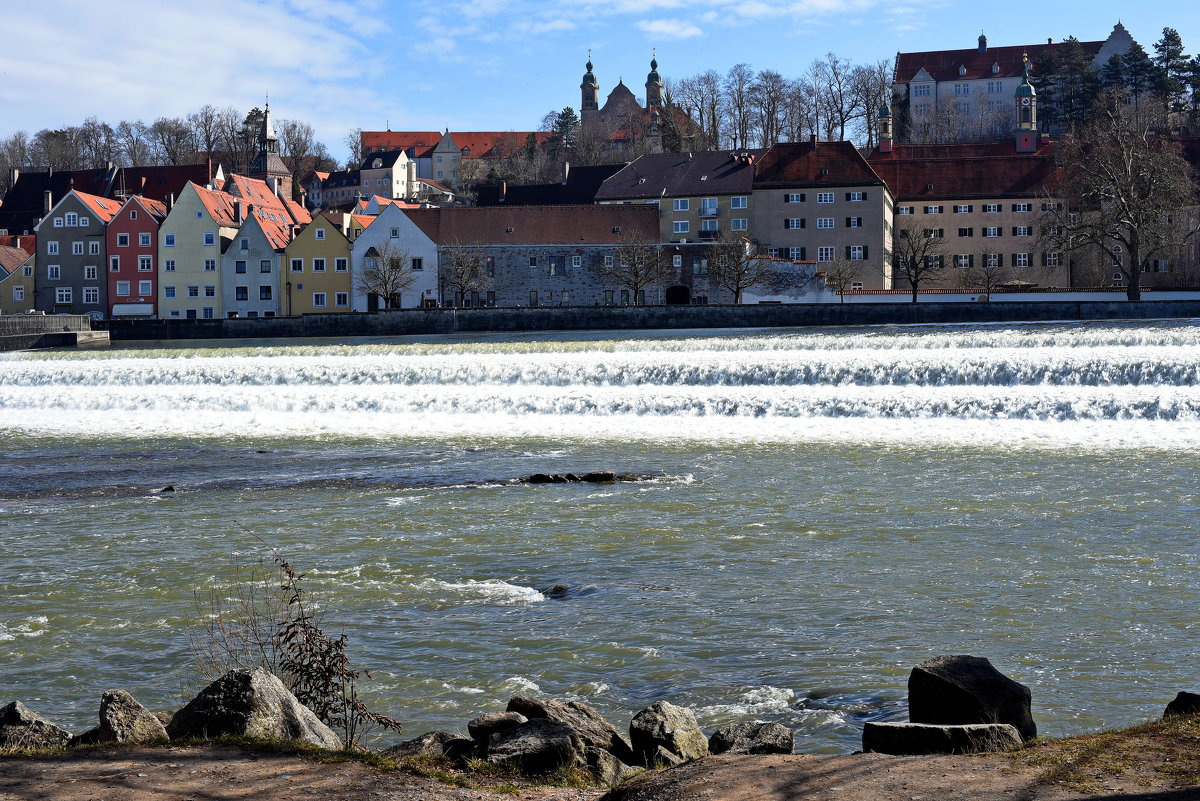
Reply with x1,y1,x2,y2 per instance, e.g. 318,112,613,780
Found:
665,285,691,305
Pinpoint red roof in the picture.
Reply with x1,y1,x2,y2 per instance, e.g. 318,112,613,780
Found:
755,140,885,187
868,142,1058,200
361,131,552,159
401,205,659,245
72,190,122,223
0,245,29,274
895,40,1104,83
0,234,35,254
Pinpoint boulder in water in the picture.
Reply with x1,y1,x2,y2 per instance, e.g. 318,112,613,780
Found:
628,700,708,766
709,721,794,755
468,711,528,752
908,655,1036,741
506,695,636,765
486,718,586,773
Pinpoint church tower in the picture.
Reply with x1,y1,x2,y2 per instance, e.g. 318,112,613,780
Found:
250,101,292,198
878,101,893,154
645,53,663,110
581,53,599,126
1014,54,1038,153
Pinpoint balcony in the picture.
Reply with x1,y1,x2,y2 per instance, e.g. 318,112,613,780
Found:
699,207,720,217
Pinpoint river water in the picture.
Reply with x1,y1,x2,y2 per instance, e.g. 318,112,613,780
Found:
2,321,1199,752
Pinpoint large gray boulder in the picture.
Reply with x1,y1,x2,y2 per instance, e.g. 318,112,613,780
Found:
486,718,586,774
384,730,476,764
506,695,636,764
468,711,528,753
585,746,641,785
862,721,1023,755
908,655,1037,741
166,668,340,749
709,721,794,755
1164,691,1200,718
71,690,168,745
0,701,71,749
628,701,709,766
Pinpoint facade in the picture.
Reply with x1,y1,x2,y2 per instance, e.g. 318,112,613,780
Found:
32,190,120,315
0,249,34,315
158,182,238,320
284,212,365,315
106,196,168,319
358,150,418,202
358,131,553,186
222,212,289,318
893,24,1134,143
753,139,893,289
349,204,440,311
594,151,762,243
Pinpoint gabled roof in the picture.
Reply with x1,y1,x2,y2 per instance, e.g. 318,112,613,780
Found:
476,163,625,207
224,174,311,226
359,150,408,170
361,131,553,160
0,234,36,254
868,141,1057,200
72,190,122,223
595,152,762,201
0,245,28,274
895,40,1104,83
118,195,169,222
401,204,659,245
754,140,885,188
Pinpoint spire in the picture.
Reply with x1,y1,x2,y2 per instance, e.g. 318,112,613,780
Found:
645,49,663,109
259,97,277,154
581,50,599,113
978,31,987,52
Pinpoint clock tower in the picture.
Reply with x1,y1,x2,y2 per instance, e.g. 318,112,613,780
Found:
1014,54,1038,153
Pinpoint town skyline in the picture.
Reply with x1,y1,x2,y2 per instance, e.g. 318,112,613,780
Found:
2,2,1195,164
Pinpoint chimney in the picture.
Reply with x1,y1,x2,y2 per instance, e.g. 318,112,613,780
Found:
167,193,175,211
499,181,507,202
9,168,18,186
562,161,570,185
43,190,53,214
234,199,244,224
809,133,817,147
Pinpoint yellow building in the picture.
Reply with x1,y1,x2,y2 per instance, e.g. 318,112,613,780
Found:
284,212,371,314
0,251,35,315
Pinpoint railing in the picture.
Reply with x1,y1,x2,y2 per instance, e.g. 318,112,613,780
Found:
0,314,93,336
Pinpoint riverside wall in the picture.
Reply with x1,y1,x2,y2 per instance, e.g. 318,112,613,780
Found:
0,315,109,352
100,300,1200,341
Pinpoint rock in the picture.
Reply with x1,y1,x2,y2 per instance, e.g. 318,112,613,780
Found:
1164,691,1200,718
582,472,617,483
585,746,641,785
862,722,1023,755
486,718,585,774
0,701,72,749
540,584,570,599
628,701,709,766
908,655,1037,741
525,473,555,484
708,721,794,755
166,668,341,749
467,711,527,752
154,710,175,728
384,730,475,762
506,695,636,764
99,690,169,744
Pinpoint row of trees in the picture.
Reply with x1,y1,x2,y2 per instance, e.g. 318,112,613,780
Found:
0,105,338,197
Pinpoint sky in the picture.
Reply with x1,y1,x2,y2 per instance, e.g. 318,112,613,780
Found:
1,1,1196,165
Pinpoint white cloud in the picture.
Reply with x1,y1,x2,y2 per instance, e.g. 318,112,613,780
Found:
635,19,704,39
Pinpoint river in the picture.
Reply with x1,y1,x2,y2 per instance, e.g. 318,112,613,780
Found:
2,321,1199,752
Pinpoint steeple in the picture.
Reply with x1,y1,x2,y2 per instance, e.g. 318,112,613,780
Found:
878,101,893,154
1014,54,1038,153
978,31,987,53
581,50,599,113
258,99,278,155
645,50,663,109
250,96,292,198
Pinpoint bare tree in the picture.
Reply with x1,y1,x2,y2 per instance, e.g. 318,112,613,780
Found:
76,117,118,169
150,117,194,165
0,131,31,193
1039,90,1199,300
188,104,225,161
818,257,868,302
956,249,1014,298
812,53,861,141
31,128,83,171
724,64,754,149
886,214,949,302
596,231,670,304
438,241,488,305
782,77,820,142
749,69,788,147
277,119,319,198
344,128,364,169
355,240,419,309
850,60,893,149
707,231,803,303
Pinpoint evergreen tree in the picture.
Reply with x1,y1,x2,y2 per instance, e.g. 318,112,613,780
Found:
1123,43,1156,103
1153,27,1189,119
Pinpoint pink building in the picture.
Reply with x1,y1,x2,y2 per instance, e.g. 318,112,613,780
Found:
105,196,168,318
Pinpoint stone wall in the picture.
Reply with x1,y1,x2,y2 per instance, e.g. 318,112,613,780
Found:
102,300,1200,341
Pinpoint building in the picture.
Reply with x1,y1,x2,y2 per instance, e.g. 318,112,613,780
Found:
158,182,238,320
0,246,33,314
580,54,701,154
248,103,293,201
31,190,121,315
106,196,168,319
349,204,440,311
284,212,368,315
595,151,762,243
358,130,553,186
893,24,1134,143
752,138,893,289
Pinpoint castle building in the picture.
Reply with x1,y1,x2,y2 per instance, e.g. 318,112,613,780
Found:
580,54,694,154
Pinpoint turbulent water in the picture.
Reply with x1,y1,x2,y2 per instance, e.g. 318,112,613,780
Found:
2,321,1199,752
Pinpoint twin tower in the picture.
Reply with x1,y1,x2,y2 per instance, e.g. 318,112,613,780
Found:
580,54,664,131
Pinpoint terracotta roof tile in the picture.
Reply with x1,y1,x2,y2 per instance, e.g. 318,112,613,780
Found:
596,151,763,201
401,205,658,245
754,141,885,188
0,245,28,274
72,190,122,223
868,142,1057,200
895,40,1103,83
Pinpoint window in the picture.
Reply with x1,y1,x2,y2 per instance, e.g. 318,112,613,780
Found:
817,246,835,262
47,241,59,255
701,219,718,232
785,218,804,229
72,242,84,255
672,254,683,267
84,266,97,280
335,292,349,307
955,254,971,268
672,198,689,211
1045,252,1062,268
260,286,272,300
700,197,717,216
23,265,31,277
164,286,176,298
673,221,689,234
924,205,943,214
138,233,151,247
984,227,1000,238
13,286,23,303
1012,203,1031,213
847,192,864,202
925,255,944,268
849,245,865,261
984,253,1001,268
138,256,152,271
851,282,864,291
958,227,973,237
924,228,945,238
1014,253,1030,267
410,257,422,271
48,265,60,280
65,213,78,226
315,228,326,240
817,218,834,229
987,80,1003,94
110,255,121,271
313,258,326,272
138,280,152,295
788,247,805,260
56,287,72,303
203,285,215,298
817,192,835,203
784,193,805,203
335,258,348,272
164,233,175,247
1013,226,1031,237
204,259,216,271
603,255,614,267
82,287,98,304
53,217,63,228
731,196,748,209
202,307,214,319
897,206,913,215
954,205,972,213
571,255,581,268
548,258,557,275
291,258,303,272
235,260,246,274
130,210,138,221
117,233,130,247
188,285,199,297
731,218,748,231
389,227,399,238
235,286,248,301
260,260,271,273
847,217,863,228
204,232,216,246
913,84,930,97
692,257,708,275
117,281,132,296
313,292,327,308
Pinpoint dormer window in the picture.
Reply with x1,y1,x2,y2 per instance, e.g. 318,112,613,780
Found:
372,158,382,168
959,65,967,76
992,63,1000,75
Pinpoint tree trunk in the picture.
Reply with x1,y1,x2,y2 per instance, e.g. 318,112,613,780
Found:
911,285,919,303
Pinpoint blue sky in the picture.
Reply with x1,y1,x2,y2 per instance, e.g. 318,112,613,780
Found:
0,1,1195,164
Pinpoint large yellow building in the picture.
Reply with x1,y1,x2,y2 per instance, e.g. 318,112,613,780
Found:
284,212,370,314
